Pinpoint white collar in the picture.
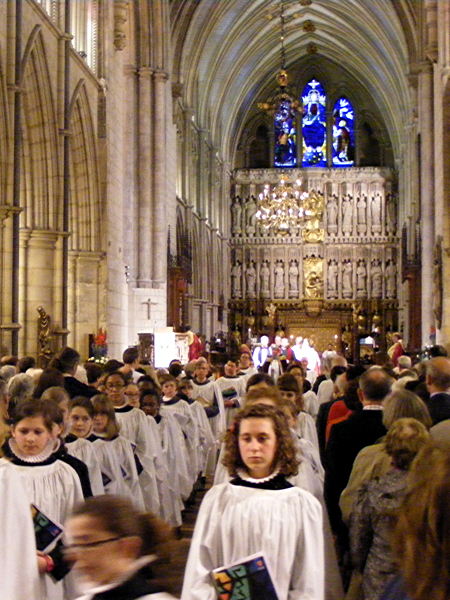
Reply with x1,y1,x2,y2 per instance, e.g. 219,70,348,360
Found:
78,555,157,596
236,466,280,484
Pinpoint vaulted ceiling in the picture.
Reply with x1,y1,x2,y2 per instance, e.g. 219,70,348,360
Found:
171,0,419,165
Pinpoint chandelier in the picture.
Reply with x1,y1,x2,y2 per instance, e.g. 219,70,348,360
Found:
256,176,311,232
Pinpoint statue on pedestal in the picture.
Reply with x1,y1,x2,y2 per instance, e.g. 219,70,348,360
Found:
342,260,353,298
370,193,382,233
327,195,338,232
356,196,367,233
231,197,242,235
327,260,338,298
342,195,353,235
288,260,299,297
274,260,285,298
245,261,256,298
231,261,242,298
245,196,257,236
371,260,383,297
356,260,367,297
260,261,270,298
385,260,396,298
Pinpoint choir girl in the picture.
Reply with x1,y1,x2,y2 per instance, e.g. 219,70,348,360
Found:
65,495,178,599
182,403,324,599
87,394,145,509
5,399,84,599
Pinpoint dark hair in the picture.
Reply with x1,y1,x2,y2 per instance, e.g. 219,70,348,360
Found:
342,379,363,412
245,386,283,407
330,365,347,382
140,389,161,409
122,347,139,365
168,363,183,378
69,396,94,418
286,363,305,378
91,394,120,439
104,371,128,387
50,347,80,374
277,373,300,394
11,398,62,432
84,362,104,384
33,368,66,399
222,404,299,478
69,495,178,594
103,359,124,374
137,375,159,391
359,368,392,402
245,372,275,392
160,374,177,386
17,356,36,373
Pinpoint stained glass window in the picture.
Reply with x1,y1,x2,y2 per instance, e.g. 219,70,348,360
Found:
301,79,327,167
332,97,355,167
274,98,297,167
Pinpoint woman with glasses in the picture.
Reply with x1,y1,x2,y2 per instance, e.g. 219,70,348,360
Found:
65,495,178,599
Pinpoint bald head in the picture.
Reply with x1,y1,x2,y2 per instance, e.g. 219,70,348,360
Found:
359,368,393,404
426,357,450,392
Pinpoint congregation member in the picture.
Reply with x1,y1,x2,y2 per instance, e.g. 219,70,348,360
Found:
237,350,258,381
118,346,142,383
349,418,429,600
424,356,450,424
50,347,97,399
324,368,392,550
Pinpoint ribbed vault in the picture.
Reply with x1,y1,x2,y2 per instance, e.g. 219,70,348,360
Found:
172,0,417,165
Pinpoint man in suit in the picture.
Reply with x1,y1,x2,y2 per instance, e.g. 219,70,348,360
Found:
425,356,450,425
324,367,392,545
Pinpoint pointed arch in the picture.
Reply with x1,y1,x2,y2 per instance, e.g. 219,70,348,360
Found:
332,96,355,167
301,78,327,167
68,79,101,252
20,26,59,230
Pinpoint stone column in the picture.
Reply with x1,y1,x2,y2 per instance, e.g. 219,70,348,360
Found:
418,61,435,345
23,230,59,354
152,69,168,285
137,66,153,287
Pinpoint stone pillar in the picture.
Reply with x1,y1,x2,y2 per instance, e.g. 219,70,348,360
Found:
418,61,435,345
137,66,153,287
152,69,168,285
22,230,59,355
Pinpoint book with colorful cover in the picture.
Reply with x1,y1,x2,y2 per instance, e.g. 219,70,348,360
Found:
31,504,64,552
212,553,279,600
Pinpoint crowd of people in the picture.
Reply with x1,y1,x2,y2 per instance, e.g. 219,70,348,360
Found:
0,339,449,600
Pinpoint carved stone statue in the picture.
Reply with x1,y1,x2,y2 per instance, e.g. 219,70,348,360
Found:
327,260,338,298
37,305,53,367
245,195,257,236
371,260,383,297
327,195,338,231
342,260,353,298
386,194,396,235
245,261,256,297
371,193,382,232
274,260,285,298
433,237,443,328
260,261,270,298
356,260,367,297
356,196,367,233
231,261,242,298
342,195,353,235
385,261,396,298
231,197,242,235
288,260,299,297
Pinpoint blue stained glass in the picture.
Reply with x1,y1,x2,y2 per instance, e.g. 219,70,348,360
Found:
301,79,327,167
332,97,355,167
274,98,297,167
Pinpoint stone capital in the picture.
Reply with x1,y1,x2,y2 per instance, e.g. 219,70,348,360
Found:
153,69,169,82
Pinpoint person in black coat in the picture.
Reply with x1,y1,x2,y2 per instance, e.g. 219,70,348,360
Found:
324,368,392,547
425,357,450,425
49,347,97,399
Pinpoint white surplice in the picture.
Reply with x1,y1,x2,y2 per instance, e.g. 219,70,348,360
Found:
181,482,324,600
0,458,40,600
65,437,104,496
